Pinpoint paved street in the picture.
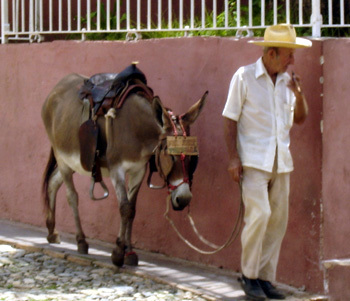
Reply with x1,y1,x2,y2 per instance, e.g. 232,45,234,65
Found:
0,219,327,300
0,244,205,300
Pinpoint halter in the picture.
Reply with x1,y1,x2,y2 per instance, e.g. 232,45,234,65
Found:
162,111,244,254
147,110,197,192
149,107,244,255
167,153,189,193
166,111,190,193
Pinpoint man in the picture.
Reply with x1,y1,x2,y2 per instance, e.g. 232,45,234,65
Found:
222,24,312,300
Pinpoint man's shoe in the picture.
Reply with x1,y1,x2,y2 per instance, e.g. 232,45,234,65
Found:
257,279,286,300
241,275,266,300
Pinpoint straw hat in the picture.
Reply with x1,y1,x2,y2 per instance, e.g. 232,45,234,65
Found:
248,24,312,48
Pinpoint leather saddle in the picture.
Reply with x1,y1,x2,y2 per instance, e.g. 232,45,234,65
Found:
77,63,153,200
79,63,148,116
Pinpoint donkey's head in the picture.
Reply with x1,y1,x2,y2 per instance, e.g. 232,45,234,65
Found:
151,91,208,211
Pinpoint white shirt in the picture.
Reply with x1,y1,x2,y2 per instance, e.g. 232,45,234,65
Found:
222,57,296,173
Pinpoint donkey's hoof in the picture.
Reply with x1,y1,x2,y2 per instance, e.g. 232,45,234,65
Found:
47,232,60,244
111,248,125,267
77,241,89,254
124,251,138,266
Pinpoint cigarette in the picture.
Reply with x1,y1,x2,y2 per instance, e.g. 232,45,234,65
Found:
292,72,302,93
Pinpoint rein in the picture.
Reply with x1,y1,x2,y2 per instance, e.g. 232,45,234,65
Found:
164,182,244,255
148,109,244,254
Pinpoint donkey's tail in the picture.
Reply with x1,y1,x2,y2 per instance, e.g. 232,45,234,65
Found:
42,148,57,212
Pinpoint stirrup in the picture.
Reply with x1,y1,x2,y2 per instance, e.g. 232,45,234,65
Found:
89,178,109,200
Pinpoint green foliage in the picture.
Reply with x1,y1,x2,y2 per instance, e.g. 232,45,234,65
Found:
320,0,350,37
74,0,350,41
321,27,350,37
79,2,126,40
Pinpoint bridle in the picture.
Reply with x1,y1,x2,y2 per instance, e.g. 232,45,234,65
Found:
148,109,244,255
147,110,197,193
167,153,190,192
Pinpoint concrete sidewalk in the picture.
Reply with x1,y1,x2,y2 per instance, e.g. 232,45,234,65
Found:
0,219,326,300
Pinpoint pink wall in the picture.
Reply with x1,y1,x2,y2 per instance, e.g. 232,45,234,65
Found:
322,39,350,300
0,36,346,297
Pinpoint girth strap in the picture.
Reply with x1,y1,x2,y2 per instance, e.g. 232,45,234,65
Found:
79,79,154,201
115,83,154,109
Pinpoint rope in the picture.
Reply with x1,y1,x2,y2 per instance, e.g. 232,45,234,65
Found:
164,183,244,255
105,108,116,143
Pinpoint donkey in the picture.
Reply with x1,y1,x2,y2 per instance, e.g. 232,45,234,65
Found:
41,69,207,267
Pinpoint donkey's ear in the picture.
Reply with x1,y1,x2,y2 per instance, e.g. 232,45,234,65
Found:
152,96,164,126
181,91,208,127
152,96,172,129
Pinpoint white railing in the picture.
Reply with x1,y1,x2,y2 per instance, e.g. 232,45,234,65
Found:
0,0,349,44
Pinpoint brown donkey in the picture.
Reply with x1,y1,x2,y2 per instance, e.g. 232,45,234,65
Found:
41,70,207,267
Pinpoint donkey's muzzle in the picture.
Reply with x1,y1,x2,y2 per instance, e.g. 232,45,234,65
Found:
172,195,192,211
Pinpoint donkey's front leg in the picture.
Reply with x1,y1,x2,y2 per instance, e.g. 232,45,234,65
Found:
123,167,146,266
110,168,129,267
115,197,136,266
110,166,145,267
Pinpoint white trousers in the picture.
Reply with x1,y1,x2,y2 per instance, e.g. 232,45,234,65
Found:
241,163,290,281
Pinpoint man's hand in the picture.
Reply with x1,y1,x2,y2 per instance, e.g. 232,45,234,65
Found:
228,157,243,183
224,118,243,183
287,72,308,124
287,72,302,95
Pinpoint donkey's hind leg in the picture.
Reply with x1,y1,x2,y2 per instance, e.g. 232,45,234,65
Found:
60,166,89,254
46,167,63,244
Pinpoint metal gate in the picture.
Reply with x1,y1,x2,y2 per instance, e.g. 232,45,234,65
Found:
1,0,349,44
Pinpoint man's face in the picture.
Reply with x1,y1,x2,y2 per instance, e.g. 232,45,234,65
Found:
273,48,295,73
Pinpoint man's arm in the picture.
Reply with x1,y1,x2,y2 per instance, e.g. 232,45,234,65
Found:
223,117,242,183
288,74,308,124
293,92,308,124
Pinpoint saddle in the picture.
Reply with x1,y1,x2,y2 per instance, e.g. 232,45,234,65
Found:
79,63,148,116
78,63,153,200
